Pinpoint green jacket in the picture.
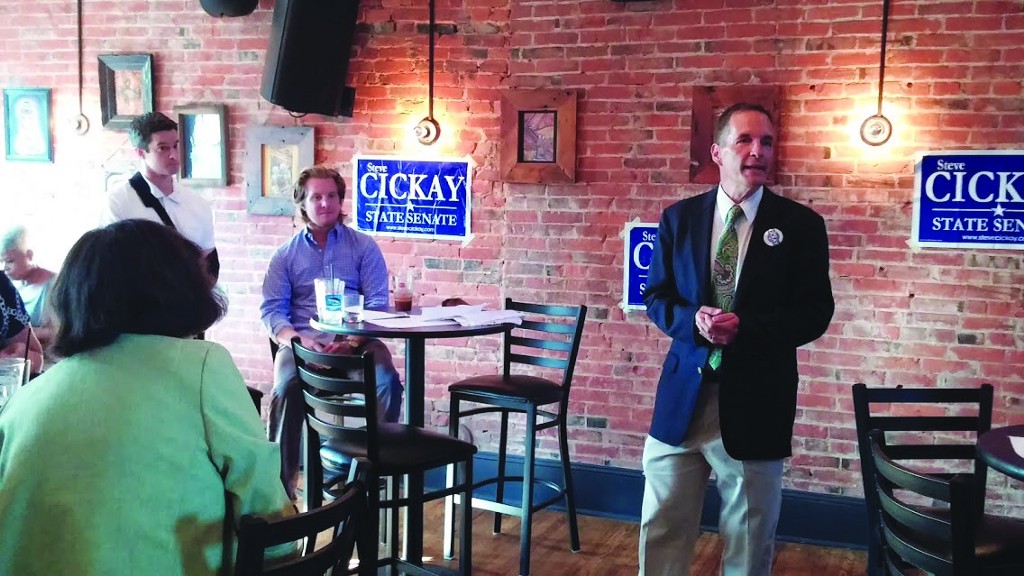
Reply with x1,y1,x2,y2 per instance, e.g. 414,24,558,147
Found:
0,334,292,575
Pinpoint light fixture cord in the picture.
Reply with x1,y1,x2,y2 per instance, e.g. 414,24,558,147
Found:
77,0,84,115
427,0,435,120
876,0,890,116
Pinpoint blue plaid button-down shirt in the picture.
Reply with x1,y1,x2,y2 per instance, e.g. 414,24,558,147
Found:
261,223,389,345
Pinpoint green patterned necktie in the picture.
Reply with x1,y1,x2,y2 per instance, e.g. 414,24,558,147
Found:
708,204,744,370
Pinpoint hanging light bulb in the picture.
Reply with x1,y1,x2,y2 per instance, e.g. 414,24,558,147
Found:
414,116,440,146
861,0,893,146
860,114,892,146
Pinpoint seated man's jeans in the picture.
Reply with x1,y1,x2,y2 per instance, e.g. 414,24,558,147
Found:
267,338,403,498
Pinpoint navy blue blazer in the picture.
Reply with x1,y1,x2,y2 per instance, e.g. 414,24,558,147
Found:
644,188,834,460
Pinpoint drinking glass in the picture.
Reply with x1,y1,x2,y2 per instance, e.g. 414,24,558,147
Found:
0,358,26,409
393,271,414,312
342,293,364,323
314,266,346,324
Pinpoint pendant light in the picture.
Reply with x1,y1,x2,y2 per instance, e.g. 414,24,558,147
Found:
860,0,893,146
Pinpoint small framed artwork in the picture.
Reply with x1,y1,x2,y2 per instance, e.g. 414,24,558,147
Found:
244,125,315,215
500,89,577,184
98,53,154,130
689,85,781,185
175,103,228,186
3,88,52,162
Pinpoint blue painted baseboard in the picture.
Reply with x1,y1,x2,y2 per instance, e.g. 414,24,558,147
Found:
426,452,869,550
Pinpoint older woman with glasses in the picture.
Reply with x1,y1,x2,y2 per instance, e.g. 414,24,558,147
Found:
2,226,56,354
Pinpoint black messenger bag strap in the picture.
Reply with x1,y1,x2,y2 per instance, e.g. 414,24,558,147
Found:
127,172,219,283
126,173,218,340
128,172,176,229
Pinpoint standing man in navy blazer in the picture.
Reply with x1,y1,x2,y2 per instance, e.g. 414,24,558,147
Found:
638,103,834,576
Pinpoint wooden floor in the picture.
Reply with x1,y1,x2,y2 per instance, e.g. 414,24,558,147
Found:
399,502,867,576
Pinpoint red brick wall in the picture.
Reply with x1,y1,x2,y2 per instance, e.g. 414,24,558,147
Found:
1,0,1022,513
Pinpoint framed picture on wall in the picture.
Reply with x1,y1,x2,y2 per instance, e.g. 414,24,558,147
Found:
244,125,314,215
175,103,228,187
98,53,154,131
500,89,577,184
3,88,53,162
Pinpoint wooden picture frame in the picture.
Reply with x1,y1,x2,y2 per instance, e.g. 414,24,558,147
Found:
500,89,577,184
244,125,314,216
98,53,154,131
3,88,52,162
689,85,781,185
175,103,228,187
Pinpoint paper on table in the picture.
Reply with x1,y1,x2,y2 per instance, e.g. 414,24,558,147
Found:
1009,436,1024,459
366,316,458,329
419,304,485,320
447,308,524,327
365,304,522,329
361,309,409,321
408,305,522,327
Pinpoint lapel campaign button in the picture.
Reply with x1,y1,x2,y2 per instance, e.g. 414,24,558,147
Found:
764,228,784,246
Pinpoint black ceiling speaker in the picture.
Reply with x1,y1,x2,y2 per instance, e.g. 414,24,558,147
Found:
199,0,258,17
260,0,360,117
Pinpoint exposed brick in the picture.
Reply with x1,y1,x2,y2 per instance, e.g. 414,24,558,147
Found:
1,0,1022,510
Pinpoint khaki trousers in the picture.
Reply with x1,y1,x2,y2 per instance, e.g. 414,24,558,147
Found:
638,381,783,576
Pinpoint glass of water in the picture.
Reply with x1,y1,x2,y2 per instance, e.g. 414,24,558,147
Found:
0,358,26,409
314,265,345,324
342,293,364,323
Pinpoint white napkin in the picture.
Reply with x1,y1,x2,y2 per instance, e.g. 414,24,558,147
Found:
1009,436,1024,459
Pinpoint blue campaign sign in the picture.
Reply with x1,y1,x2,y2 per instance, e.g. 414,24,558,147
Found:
913,151,1024,250
622,221,658,311
352,155,474,243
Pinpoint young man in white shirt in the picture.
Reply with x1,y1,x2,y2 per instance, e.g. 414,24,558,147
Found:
99,112,218,280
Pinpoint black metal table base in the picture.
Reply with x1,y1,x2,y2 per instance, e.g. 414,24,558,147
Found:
311,315,510,576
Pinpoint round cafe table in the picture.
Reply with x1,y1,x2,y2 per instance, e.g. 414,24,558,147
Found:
311,312,512,570
310,313,510,427
978,425,1024,481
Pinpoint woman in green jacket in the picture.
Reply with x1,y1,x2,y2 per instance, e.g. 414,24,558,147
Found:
0,219,293,575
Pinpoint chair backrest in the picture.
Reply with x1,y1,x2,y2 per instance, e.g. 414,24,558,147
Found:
247,386,265,413
235,459,372,576
868,430,977,576
503,299,587,398
852,383,992,576
291,340,379,463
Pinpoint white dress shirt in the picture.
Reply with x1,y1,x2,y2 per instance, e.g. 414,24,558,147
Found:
99,175,216,251
710,186,763,289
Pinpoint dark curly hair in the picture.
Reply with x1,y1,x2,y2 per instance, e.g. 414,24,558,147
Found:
128,112,178,150
50,219,226,356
